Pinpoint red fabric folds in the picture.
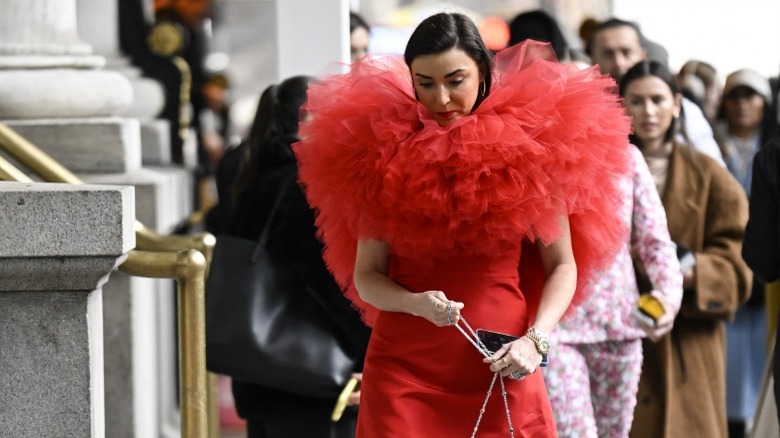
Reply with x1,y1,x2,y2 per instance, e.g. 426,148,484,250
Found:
294,41,632,326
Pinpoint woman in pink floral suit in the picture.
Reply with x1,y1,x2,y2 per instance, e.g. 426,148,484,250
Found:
543,145,683,438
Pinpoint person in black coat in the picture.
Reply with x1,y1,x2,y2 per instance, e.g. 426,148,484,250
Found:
208,76,370,438
742,136,780,425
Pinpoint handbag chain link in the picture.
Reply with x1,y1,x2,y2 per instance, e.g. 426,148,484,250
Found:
455,317,515,438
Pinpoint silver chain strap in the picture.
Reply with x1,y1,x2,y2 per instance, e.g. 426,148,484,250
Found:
455,317,515,438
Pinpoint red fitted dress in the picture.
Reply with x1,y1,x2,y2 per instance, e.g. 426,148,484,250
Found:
293,41,631,437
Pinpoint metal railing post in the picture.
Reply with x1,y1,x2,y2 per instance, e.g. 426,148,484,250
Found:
120,250,208,438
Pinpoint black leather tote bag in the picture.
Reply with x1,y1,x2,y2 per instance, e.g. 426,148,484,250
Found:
205,178,355,398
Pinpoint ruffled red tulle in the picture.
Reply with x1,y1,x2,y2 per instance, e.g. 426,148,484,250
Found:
294,41,632,326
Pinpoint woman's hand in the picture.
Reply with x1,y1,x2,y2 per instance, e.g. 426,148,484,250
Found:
346,373,362,406
682,267,696,289
641,290,677,342
413,291,464,327
482,336,541,380
355,239,464,322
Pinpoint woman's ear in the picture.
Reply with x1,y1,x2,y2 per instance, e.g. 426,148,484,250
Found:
673,93,683,117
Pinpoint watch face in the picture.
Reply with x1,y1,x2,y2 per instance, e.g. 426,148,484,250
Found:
539,339,550,354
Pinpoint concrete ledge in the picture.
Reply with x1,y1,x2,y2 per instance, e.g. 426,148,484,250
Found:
0,68,130,119
0,182,135,256
1,117,142,173
139,119,171,166
83,167,189,232
0,255,125,291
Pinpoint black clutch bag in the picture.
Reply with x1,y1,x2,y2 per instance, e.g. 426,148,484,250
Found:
476,329,519,354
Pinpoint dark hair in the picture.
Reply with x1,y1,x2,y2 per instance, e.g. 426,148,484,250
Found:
619,60,685,147
508,9,568,61
586,18,643,56
404,12,493,111
350,11,370,34
578,17,599,48
232,75,312,202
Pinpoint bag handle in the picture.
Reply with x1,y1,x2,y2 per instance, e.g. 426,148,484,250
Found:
254,174,297,257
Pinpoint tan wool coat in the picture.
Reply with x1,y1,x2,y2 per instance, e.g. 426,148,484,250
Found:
630,144,752,438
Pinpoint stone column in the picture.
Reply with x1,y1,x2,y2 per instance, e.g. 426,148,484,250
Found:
0,0,131,118
0,0,139,175
0,182,135,438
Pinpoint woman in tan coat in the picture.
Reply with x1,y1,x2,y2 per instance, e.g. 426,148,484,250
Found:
619,60,752,438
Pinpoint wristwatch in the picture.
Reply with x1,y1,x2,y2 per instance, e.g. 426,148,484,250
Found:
524,327,550,367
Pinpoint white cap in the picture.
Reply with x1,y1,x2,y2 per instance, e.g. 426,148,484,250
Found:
723,69,772,102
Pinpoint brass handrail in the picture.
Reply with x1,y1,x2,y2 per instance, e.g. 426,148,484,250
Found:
0,122,218,438
0,153,33,183
121,249,208,438
0,122,216,264
136,222,216,276
0,123,81,184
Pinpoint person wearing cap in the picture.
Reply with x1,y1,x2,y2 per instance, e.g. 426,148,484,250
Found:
715,67,778,438
717,68,778,192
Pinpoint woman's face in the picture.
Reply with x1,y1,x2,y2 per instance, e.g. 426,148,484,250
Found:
623,76,682,146
410,47,483,127
350,27,370,62
723,86,765,132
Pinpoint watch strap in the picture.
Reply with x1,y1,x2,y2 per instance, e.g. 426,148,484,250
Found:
524,327,550,355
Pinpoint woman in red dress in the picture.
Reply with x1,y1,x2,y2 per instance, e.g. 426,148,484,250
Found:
294,12,631,437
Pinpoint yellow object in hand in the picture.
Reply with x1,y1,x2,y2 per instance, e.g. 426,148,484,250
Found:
638,294,665,320
331,376,360,422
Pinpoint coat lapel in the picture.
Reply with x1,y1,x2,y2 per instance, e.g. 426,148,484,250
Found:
662,144,702,243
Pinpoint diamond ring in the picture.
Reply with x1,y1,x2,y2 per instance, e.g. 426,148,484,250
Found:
445,301,453,325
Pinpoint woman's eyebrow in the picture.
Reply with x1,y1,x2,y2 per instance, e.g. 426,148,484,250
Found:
444,68,465,78
414,68,466,80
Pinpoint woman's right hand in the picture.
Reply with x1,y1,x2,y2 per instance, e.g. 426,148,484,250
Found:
413,291,464,327
640,290,676,342
354,240,464,324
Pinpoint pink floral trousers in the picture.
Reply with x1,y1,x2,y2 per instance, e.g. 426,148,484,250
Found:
542,339,643,438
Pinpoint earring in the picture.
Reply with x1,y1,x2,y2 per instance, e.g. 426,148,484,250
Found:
480,81,487,96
